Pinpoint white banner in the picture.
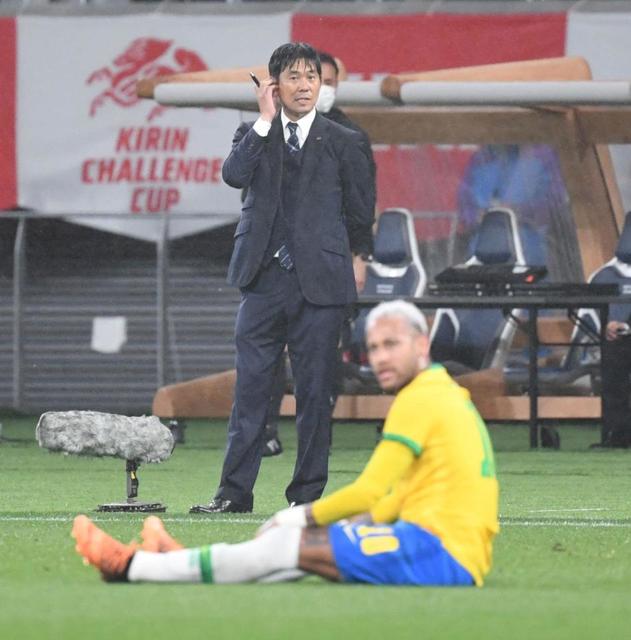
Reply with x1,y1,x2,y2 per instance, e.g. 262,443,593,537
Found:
566,12,631,215
17,14,291,240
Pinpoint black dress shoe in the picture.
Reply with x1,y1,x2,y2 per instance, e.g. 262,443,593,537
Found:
168,419,186,445
189,498,252,514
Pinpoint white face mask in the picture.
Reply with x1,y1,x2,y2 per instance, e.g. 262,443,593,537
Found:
316,84,336,114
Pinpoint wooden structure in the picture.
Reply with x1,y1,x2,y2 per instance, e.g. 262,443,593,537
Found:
143,57,628,421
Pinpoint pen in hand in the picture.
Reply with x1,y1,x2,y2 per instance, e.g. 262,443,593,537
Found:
249,72,261,87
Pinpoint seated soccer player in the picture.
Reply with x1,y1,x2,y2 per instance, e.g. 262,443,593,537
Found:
72,300,499,587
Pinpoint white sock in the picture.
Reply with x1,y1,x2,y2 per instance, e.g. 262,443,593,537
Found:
257,569,307,584
128,549,203,583
212,525,302,584
127,526,303,584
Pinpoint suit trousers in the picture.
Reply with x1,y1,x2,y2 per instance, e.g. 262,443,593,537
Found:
600,335,631,447
215,259,346,507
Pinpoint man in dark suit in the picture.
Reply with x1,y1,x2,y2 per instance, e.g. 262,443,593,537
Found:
593,319,631,449
261,49,377,458
190,42,375,514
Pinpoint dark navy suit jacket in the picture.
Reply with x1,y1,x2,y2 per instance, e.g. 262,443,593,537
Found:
222,112,375,306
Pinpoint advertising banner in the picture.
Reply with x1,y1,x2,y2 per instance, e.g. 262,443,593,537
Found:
11,9,631,241
292,13,567,76
16,14,290,240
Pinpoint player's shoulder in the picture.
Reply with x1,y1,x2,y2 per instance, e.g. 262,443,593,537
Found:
387,376,431,420
396,366,467,409
408,365,459,393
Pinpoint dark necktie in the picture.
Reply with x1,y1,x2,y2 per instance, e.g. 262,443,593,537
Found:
277,244,294,271
276,122,300,271
276,123,299,271
286,122,300,154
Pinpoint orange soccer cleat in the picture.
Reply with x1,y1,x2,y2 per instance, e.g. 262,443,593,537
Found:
141,515,184,553
71,515,137,582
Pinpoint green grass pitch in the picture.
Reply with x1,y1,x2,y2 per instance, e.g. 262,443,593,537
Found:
1,415,631,640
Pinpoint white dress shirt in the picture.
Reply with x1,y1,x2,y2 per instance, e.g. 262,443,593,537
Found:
252,107,317,149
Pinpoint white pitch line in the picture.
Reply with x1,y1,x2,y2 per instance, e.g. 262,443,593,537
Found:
526,508,608,513
502,519,631,528
2,515,631,528
0,515,266,524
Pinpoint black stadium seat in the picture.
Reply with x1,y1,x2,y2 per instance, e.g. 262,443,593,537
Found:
430,207,529,374
342,208,427,392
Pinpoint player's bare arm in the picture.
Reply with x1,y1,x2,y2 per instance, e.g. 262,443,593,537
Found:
298,527,341,582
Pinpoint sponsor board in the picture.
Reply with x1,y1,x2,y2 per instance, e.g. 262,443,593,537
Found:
10,10,631,241
292,13,566,75
16,14,290,240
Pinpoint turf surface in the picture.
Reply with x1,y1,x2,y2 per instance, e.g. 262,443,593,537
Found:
1,415,631,640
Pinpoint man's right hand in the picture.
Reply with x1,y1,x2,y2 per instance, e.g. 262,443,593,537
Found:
352,254,368,293
255,78,278,122
606,320,630,341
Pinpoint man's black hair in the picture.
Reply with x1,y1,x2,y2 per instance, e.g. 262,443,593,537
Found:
317,51,339,76
268,42,321,79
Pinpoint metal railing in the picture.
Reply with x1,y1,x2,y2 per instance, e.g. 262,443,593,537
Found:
0,210,239,413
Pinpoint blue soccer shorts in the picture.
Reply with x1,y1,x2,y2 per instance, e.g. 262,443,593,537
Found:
328,520,474,586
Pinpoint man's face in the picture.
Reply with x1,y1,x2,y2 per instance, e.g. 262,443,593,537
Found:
320,61,339,88
366,316,429,392
277,59,321,121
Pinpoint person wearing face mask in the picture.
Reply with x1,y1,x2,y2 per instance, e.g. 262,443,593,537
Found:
316,51,376,180
261,51,377,459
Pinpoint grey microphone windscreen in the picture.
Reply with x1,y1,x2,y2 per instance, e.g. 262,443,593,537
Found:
36,411,174,463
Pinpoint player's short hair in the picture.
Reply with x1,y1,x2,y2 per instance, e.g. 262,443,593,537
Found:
365,300,428,336
268,42,321,80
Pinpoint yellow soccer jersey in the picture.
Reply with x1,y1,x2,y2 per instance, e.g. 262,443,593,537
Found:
311,364,499,585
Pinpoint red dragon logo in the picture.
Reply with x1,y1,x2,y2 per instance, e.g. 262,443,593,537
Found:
87,37,207,122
